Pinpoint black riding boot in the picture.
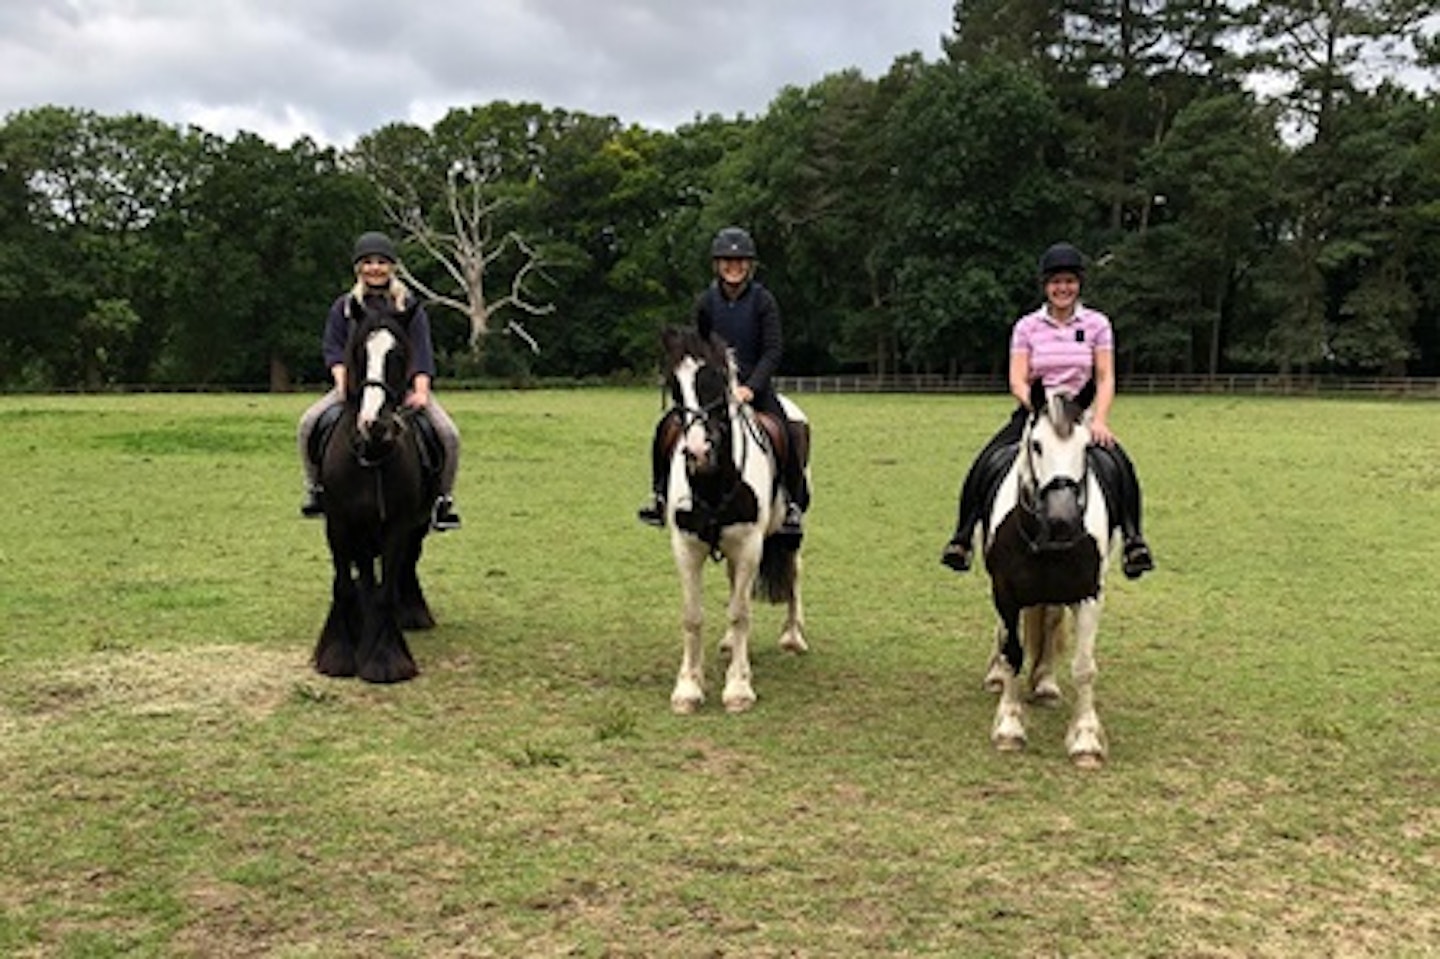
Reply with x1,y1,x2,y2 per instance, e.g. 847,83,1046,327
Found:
1090,442,1153,579
940,524,974,572
300,484,324,518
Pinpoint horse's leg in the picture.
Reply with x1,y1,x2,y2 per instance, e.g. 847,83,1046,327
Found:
1065,597,1107,768
1030,606,1065,706
314,558,359,678
670,544,707,713
355,551,418,684
982,623,1007,693
718,561,737,657
778,549,807,654
396,526,435,631
991,602,1027,751
721,540,761,713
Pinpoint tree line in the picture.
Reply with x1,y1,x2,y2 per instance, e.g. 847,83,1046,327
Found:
0,0,1435,391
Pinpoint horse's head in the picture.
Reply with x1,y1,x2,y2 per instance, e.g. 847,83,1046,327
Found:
1017,379,1096,551
344,302,413,458
661,326,737,477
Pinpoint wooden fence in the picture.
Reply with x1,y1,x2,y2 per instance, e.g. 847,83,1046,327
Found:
773,373,1440,399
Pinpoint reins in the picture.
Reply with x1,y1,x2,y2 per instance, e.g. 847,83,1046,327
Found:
672,371,764,562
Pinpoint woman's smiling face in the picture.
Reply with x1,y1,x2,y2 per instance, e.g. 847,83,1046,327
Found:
357,255,395,287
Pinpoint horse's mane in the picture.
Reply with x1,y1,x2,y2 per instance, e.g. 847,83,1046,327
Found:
661,326,735,384
1044,394,1085,440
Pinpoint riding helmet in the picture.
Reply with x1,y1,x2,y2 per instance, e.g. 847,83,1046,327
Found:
352,231,399,264
1038,242,1085,279
711,226,757,259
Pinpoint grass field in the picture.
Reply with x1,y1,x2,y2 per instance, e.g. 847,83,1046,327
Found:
0,389,1436,958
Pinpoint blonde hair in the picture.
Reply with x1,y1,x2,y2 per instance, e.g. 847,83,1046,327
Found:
350,272,411,311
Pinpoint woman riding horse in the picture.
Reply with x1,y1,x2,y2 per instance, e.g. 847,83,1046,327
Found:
638,227,807,540
940,242,1154,579
296,231,462,531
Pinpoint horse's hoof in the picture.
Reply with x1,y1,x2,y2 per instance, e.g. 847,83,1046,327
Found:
723,695,756,714
779,631,808,654
993,735,1026,753
1031,680,1063,706
1071,752,1105,770
670,692,703,715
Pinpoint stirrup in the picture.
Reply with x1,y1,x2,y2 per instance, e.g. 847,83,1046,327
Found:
940,539,972,573
300,487,324,518
1122,538,1154,579
637,495,666,528
431,496,462,532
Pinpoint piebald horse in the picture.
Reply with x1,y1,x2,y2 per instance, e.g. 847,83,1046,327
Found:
981,379,1114,767
660,327,808,713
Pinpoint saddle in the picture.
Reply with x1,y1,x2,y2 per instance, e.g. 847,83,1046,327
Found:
309,402,445,478
657,408,807,473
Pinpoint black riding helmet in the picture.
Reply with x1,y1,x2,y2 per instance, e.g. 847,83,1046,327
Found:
711,226,757,259
353,231,398,264
1039,242,1085,279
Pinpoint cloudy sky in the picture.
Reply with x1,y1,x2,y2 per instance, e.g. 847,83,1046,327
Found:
0,0,955,145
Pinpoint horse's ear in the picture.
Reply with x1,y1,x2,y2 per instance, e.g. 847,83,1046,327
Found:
1029,378,1047,414
1075,378,1096,411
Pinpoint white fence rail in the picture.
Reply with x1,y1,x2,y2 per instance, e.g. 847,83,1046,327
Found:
773,373,1440,399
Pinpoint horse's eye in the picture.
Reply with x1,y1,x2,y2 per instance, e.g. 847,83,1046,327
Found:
1031,440,1043,456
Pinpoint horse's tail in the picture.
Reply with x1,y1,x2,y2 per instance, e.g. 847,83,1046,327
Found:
755,535,798,604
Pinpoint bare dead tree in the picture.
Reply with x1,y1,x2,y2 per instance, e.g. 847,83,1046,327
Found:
373,161,553,353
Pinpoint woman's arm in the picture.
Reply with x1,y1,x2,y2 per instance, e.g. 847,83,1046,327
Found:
1008,351,1031,408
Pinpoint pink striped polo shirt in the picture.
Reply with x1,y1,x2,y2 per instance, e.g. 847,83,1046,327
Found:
1010,304,1113,397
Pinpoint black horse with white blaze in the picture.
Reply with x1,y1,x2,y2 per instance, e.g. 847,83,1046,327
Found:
312,303,438,683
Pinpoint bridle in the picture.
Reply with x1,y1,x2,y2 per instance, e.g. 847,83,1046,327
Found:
1016,406,1090,554
670,359,764,559
349,324,411,469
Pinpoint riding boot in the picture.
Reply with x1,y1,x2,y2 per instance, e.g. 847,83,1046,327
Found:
779,499,804,536
940,523,974,572
639,411,677,529
300,484,324,518
432,495,462,532
1122,532,1154,579
637,491,666,528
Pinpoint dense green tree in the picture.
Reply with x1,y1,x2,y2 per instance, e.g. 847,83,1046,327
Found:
882,56,1071,372
1099,93,1285,374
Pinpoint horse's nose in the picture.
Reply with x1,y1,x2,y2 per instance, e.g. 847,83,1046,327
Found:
1041,486,1082,537
1047,514,1080,541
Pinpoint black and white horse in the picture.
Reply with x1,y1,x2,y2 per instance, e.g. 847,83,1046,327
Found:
313,302,437,684
659,327,808,713
980,380,1113,767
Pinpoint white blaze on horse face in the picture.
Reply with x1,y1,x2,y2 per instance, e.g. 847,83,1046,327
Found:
675,356,712,462
1025,398,1091,537
358,328,398,433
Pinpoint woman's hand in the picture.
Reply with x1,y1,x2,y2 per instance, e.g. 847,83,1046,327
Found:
406,376,432,409
1090,418,1116,447
734,385,754,404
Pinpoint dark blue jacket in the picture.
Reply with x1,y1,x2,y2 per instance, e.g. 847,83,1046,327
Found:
321,289,437,380
693,279,783,404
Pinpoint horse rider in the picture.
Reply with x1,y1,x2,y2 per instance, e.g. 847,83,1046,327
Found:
940,241,1154,578
638,226,809,538
295,230,463,531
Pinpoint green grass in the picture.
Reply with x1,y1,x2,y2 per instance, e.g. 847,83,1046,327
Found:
0,390,1436,957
